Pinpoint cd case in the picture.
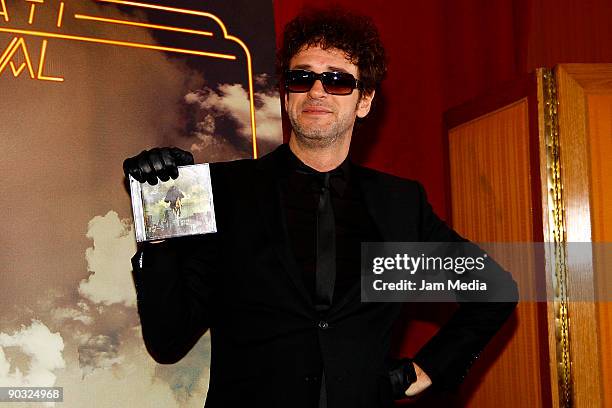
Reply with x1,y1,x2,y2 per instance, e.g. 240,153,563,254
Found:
129,164,217,242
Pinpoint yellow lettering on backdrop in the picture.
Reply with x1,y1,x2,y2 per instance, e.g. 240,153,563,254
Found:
0,37,36,79
0,0,9,22
0,37,63,81
0,37,18,64
0,37,36,78
26,0,44,25
37,39,63,81
56,1,65,27
9,59,27,76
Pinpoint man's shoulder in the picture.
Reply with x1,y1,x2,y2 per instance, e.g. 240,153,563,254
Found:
208,144,283,175
352,163,423,194
208,156,257,176
205,146,283,192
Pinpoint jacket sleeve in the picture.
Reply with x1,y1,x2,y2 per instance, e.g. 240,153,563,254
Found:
410,182,519,389
131,232,221,364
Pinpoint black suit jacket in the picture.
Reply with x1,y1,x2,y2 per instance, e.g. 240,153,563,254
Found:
131,144,518,408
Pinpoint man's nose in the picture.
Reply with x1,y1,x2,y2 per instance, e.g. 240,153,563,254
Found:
307,79,326,98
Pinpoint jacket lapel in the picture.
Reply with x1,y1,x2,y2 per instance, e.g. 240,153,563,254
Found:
356,165,406,242
254,147,314,310
328,165,404,315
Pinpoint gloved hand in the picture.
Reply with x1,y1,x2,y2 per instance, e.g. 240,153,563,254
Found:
123,147,194,185
388,358,417,399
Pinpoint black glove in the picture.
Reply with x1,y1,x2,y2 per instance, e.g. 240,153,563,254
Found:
388,358,417,399
123,147,194,185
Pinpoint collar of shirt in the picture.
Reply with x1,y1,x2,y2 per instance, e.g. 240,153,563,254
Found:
278,143,350,197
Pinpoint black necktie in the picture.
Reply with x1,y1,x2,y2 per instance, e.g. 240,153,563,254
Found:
315,172,335,312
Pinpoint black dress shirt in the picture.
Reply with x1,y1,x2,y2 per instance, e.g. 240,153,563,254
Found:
277,144,381,310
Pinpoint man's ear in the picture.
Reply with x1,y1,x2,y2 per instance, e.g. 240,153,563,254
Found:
284,90,289,112
356,90,375,118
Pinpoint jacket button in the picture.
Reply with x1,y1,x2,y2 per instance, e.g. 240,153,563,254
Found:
318,320,329,330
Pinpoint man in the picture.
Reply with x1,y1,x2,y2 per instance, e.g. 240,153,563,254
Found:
164,185,184,218
123,8,517,408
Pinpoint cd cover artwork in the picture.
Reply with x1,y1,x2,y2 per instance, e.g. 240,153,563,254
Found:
129,164,217,242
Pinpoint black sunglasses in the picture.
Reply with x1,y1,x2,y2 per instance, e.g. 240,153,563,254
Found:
284,69,361,95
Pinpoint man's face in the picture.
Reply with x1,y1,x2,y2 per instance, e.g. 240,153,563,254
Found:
285,46,374,148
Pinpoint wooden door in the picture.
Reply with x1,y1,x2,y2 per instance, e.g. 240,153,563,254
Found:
552,64,612,407
444,64,612,407
445,74,551,408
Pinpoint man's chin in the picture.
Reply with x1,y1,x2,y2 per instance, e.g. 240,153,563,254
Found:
294,132,338,148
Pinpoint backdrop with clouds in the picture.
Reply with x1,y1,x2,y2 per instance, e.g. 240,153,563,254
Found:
0,0,281,406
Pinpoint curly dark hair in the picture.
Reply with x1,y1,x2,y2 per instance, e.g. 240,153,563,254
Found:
278,7,387,96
